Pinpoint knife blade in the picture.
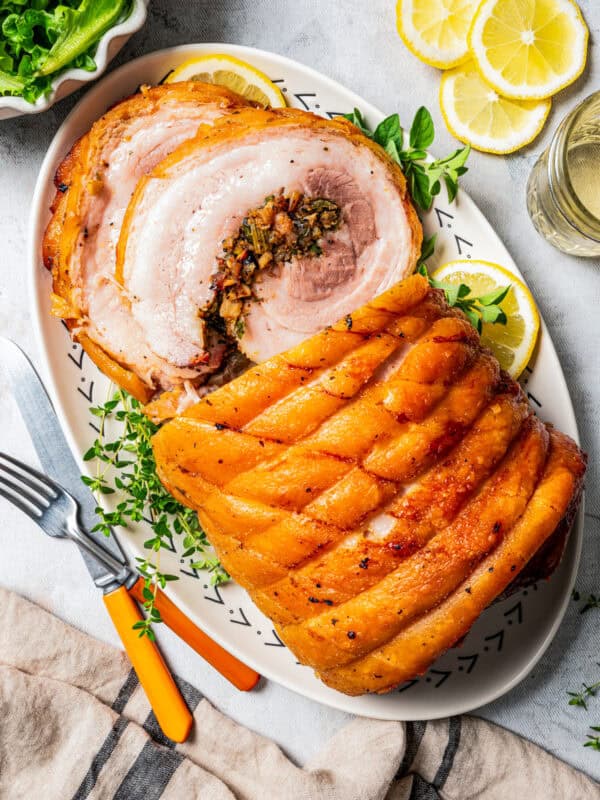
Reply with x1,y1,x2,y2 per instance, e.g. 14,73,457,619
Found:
0,337,132,591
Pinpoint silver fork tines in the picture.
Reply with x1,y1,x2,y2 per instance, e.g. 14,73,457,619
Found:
0,451,132,589
0,452,58,516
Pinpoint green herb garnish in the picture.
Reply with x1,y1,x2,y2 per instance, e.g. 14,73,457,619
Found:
567,680,600,710
83,389,228,639
579,594,600,614
417,262,510,335
0,0,132,104
343,106,470,211
585,727,600,751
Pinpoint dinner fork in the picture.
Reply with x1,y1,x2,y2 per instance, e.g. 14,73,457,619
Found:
0,449,194,742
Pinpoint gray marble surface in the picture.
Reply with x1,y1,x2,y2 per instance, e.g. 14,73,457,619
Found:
1,0,599,781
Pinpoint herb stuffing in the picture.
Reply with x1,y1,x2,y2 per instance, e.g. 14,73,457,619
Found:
208,191,341,338
83,389,228,639
0,0,132,104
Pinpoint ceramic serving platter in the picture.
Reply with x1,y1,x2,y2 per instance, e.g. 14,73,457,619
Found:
29,44,583,720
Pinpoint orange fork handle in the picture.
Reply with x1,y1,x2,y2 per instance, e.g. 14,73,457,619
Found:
103,586,193,743
130,577,260,692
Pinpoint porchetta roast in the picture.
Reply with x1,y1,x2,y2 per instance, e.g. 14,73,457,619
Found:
153,274,586,695
44,81,586,695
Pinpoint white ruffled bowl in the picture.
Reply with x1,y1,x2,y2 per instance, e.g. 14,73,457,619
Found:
0,0,148,120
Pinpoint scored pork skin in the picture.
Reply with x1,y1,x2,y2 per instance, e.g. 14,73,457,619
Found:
116,107,422,377
43,82,251,402
152,273,586,696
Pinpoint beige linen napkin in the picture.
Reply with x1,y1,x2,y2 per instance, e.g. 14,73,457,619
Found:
0,587,597,800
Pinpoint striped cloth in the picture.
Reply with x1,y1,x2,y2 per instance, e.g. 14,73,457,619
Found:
1,588,597,800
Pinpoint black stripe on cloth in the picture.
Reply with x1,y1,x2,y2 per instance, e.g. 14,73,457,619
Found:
395,721,427,779
112,741,184,800
71,717,130,800
409,773,441,800
111,669,139,714
433,717,462,789
143,675,203,748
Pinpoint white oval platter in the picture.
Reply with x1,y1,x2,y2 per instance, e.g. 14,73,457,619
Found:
29,43,583,720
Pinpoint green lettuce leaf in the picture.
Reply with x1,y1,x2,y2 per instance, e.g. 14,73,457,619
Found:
0,0,131,103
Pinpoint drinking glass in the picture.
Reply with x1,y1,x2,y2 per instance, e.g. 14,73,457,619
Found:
527,91,600,257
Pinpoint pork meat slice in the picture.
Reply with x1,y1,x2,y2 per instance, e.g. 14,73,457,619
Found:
116,107,422,370
43,82,251,401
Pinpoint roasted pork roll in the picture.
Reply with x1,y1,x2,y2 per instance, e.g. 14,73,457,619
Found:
43,82,252,402
152,272,586,696
115,107,421,396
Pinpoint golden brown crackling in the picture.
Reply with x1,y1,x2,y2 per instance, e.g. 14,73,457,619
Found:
278,415,549,666
251,389,531,624
151,272,587,696
318,428,586,695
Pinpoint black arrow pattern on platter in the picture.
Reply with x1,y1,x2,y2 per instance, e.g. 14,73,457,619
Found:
78,380,94,403
68,347,85,369
264,629,285,647
434,207,454,227
180,562,201,579
294,92,316,109
429,669,451,688
454,235,473,256
457,654,479,674
503,601,523,625
326,111,346,119
484,630,504,652
203,583,224,604
398,679,419,693
159,534,176,553
230,608,251,626
527,391,542,408
88,421,100,434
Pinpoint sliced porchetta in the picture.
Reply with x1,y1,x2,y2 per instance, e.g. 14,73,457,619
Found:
43,82,251,402
116,107,422,372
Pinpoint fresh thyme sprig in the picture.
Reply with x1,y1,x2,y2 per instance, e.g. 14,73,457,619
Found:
82,388,228,638
585,727,600,751
343,106,470,211
567,679,600,710
579,594,600,614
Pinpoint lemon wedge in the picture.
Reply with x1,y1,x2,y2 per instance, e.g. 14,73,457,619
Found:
396,0,480,69
469,0,589,100
440,61,551,153
165,54,286,108
431,259,540,378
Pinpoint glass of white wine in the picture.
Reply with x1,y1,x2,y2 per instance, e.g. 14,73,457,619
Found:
527,91,600,257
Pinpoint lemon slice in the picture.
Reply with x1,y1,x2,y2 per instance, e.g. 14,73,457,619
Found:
469,0,589,100
440,62,551,153
396,0,480,69
165,54,286,108
431,259,540,378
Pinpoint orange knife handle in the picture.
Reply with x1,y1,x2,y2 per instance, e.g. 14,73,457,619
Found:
103,586,193,743
130,577,260,692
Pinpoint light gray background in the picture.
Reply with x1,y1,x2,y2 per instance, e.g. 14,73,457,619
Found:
1,0,599,781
